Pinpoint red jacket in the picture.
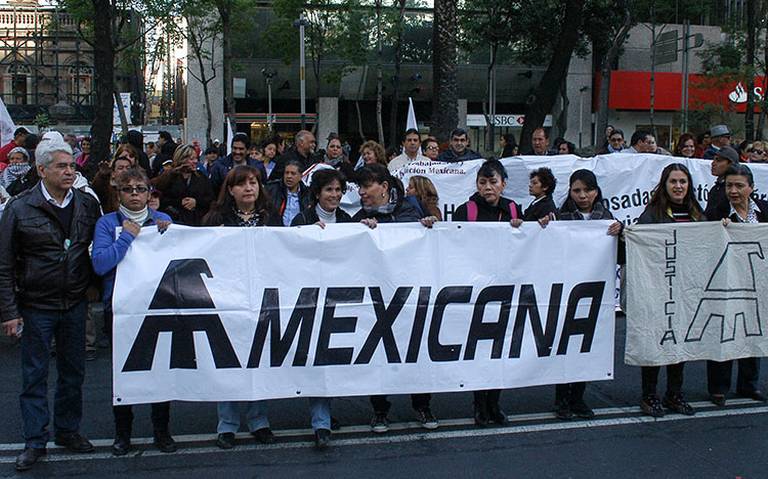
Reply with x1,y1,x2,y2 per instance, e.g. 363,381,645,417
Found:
0,140,17,165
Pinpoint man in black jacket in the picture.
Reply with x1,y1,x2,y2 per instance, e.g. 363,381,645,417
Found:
704,145,740,220
0,140,101,471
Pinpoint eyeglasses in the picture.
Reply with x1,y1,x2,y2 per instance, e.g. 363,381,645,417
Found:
118,155,133,161
751,149,765,155
119,186,149,194
425,146,439,151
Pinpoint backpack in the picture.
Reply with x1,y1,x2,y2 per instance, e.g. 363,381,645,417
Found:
466,199,518,222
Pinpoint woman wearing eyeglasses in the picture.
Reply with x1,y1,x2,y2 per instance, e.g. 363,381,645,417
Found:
673,133,696,159
746,141,767,163
92,168,175,456
422,137,440,161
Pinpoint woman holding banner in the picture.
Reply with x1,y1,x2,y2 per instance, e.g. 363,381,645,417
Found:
91,168,175,456
290,168,351,449
547,169,622,421
352,163,439,433
203,165,280,449
635,163,703,417
453,160,523,426
523,167,558,221
707,163,767,407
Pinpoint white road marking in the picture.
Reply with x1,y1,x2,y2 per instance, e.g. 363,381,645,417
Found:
0,401,765,464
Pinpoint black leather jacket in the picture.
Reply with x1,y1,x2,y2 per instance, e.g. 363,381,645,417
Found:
0,184,101,320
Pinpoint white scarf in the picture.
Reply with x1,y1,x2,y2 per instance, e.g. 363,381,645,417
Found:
119,204,150,225
316,204,336,224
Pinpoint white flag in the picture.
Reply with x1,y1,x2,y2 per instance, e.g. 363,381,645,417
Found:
226,117,233,156
0,98,16,145
406,97,417,131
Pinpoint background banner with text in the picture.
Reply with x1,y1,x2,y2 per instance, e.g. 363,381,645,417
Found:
378,154,768,225
113,222,617,405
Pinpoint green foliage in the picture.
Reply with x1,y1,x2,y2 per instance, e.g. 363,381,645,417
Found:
34,113,50,129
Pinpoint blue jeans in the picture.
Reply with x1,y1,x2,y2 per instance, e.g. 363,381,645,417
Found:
19,301,87,449
217,401,269,433
309,398,331,431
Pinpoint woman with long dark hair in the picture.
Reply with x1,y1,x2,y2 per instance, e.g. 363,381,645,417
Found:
202,165,279,450
635,163,703,417
549,169,622,420
673,133,696,158
203,165,280,227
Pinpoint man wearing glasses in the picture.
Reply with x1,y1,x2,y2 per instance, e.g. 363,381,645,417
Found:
703,124,732,160
437,128,482,163
0,139,101,471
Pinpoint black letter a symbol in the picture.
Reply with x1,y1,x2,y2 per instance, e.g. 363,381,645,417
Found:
122,259,241,371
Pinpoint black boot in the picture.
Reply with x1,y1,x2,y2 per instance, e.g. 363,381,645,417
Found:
113,423,132,456
474,391,490,426
486,389,508,425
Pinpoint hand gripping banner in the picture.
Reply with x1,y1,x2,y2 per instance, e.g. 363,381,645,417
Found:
625,222,768,366
112,222,617,405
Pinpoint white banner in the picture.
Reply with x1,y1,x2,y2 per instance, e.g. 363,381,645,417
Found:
625,222,768,366
386,154,768,226
113,222,617,405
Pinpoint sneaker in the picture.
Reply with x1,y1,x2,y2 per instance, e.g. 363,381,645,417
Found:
416,408,438,430
370,413,389,433
216,432,236,449
570,400,595,420
555,399,572,420
112,434,131,456
663,394,695,416
640,395,665,418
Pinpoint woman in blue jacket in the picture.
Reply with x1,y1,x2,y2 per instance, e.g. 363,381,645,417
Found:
91,168,174,456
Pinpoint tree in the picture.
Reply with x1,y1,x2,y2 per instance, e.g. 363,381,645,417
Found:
213,0,236,137
459,0,518,152
519,0,585,153
61,0,168,165
587,0,633,146
386,0,407,147
431,0,458,144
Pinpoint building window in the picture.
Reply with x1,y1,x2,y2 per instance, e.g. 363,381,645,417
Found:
68,63,93,106
3,63,32,105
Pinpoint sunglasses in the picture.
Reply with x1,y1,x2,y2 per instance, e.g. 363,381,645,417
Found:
751,149,765,155
119,186,149,194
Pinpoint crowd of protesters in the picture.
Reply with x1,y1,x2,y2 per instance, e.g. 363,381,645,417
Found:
0,123,765,471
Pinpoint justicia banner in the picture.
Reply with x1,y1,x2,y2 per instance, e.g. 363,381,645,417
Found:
112,222,617,405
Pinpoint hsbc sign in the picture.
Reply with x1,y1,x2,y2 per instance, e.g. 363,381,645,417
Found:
466,114,553,128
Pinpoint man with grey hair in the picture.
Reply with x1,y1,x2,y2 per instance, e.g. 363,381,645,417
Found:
281,129,317,172
0,139,101,471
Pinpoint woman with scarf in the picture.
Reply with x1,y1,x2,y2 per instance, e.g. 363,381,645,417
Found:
351,164,438,433
0,147,32,191
91,168,175,456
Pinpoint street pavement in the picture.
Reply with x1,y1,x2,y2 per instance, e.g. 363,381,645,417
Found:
0,314,765,478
